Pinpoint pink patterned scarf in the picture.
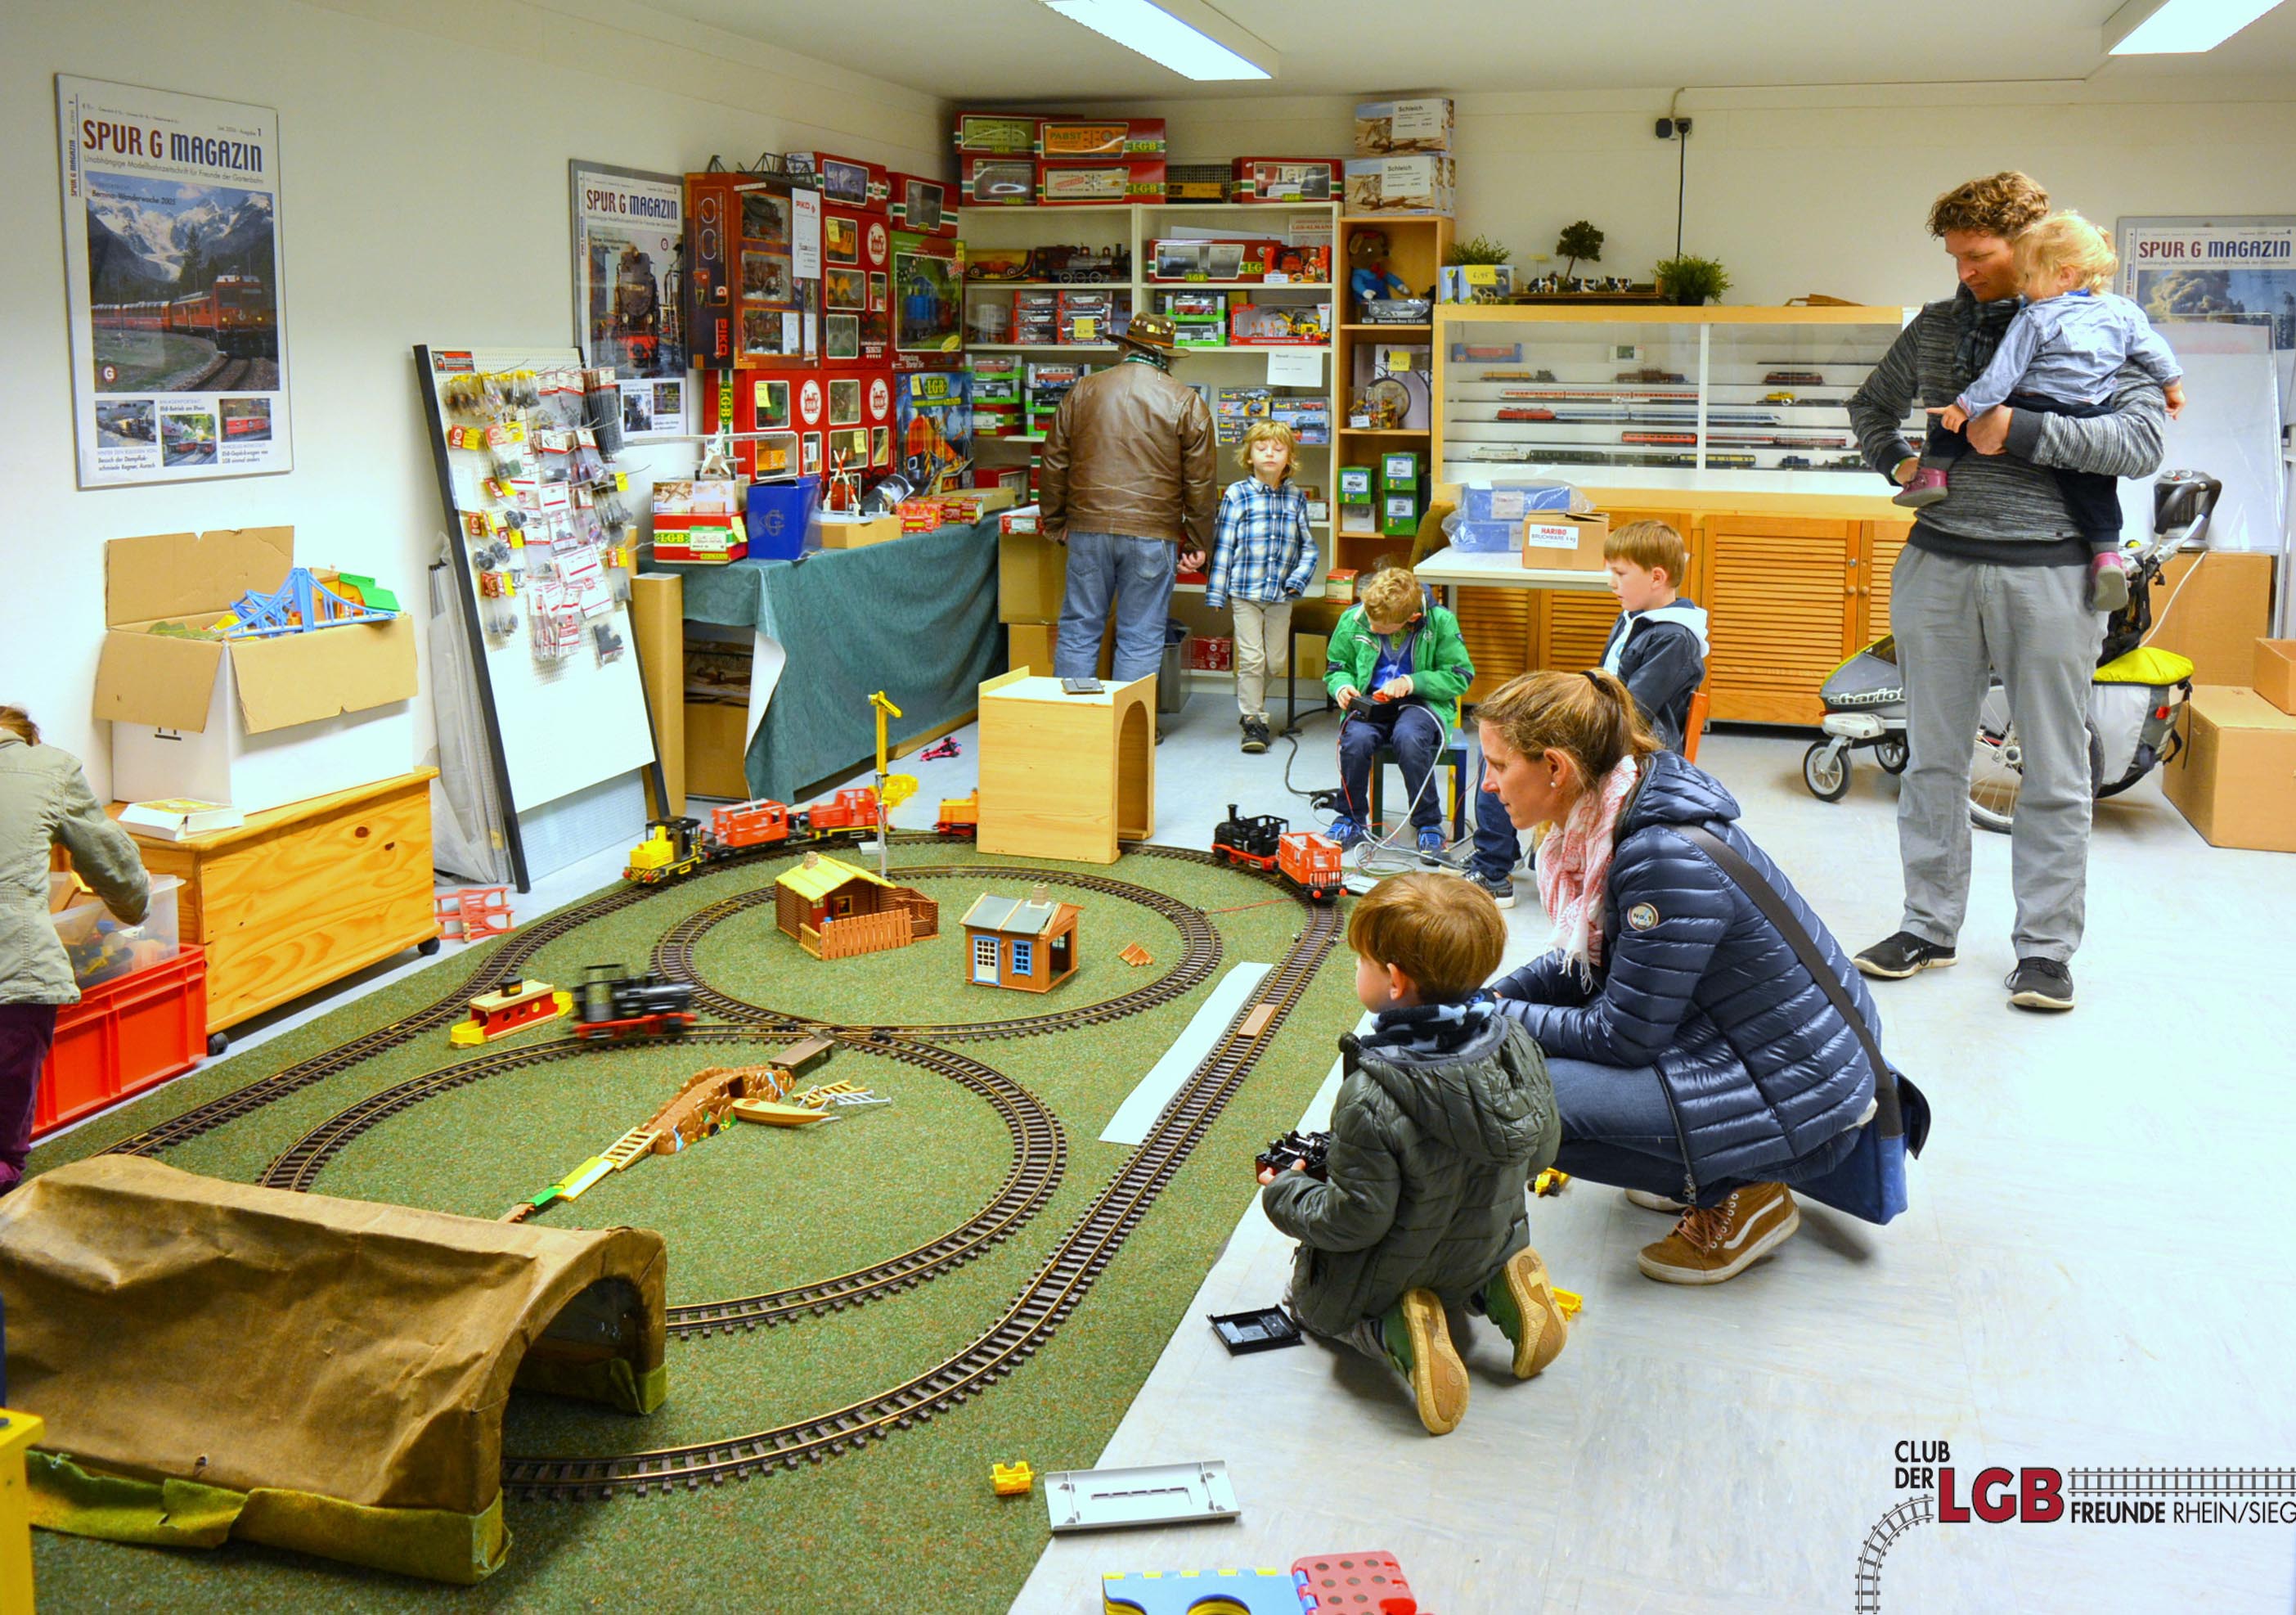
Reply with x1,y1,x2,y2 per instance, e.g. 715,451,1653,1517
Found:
1536,754,1643,984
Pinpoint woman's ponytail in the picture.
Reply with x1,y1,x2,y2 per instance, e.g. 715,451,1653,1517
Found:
1480,668,1659,788
0,706,38,746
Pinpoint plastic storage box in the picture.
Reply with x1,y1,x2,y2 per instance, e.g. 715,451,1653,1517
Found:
1460,481,1579,525
34,944,210,1140
49,872,182,990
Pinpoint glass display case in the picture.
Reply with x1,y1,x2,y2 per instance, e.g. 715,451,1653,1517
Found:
1433,307,1923,494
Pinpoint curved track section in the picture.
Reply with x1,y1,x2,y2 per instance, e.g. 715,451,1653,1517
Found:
652,858,1221,1041
255,1029,1066,1338
499,898,1341,1499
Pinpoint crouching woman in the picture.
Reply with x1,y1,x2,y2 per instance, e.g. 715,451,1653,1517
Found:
1477,670,1903,1284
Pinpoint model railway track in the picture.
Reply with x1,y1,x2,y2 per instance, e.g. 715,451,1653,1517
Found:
652,854,1222,1041
499,897,1342,1500
97,831,887,1161
254,1029,1067,1337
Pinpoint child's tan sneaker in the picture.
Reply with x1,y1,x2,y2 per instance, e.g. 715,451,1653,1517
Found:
1379,1289,1469,1434
1481,1247,1570,1379
1637,1182,1800,1284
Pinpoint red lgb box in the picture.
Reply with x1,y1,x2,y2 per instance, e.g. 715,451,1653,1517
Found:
1231,157,1341,203
953,110,1042,155
961,155,1039,207
888,170,959,238
1036,117,1166,158
1039,157,1166,206
786,151,888,214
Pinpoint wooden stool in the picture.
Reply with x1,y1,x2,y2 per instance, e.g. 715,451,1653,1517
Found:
977,670,1154,864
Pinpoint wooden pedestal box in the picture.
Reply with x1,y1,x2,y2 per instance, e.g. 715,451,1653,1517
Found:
976,670,1154,864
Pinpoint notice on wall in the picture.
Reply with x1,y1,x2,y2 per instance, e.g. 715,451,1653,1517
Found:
791,187,823,281
570,160,689,440
57,76,291,488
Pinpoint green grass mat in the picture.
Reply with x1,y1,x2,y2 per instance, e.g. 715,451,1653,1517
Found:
25,846,1355,1613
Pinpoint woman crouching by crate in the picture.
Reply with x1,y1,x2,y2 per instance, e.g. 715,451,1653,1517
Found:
0,704,150,1194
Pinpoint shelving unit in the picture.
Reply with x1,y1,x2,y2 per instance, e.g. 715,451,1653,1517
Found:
960,200,1343,588
1332,212,1454,576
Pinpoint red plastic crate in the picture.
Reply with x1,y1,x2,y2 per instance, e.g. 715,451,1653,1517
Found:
34,945,209,1140
1190,635,1234,672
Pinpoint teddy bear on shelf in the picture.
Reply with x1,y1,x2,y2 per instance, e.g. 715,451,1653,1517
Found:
1347,227,1411,304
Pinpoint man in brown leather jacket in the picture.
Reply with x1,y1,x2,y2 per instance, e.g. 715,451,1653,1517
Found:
1040,312,1215,692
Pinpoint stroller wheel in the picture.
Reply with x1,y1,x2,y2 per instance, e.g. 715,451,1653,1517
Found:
1876,738,1909,775
1803,739,1852,803
1968,691,2021,834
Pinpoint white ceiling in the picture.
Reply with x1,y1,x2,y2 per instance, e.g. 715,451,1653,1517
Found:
649,0,2296,100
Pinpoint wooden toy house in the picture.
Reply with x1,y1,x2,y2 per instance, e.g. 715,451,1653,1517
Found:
959,889,1081,992
774,853,939,959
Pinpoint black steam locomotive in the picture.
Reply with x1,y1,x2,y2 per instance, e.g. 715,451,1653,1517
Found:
1255,1128,1331,1181
573,962,698,1041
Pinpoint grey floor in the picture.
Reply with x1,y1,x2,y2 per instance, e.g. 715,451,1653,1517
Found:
48,682,2295,1613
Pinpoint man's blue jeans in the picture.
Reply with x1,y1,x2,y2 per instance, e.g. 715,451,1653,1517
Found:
1055,532,1176,683
1337,701,1446,831
1471,775,1524,883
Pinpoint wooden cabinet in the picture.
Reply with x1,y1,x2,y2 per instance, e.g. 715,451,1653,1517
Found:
118,769,441,1041
1705,516,1859,724
1860,519,1912,646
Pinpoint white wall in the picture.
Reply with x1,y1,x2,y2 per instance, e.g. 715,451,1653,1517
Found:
1064,77,2296,304
2,0,950,796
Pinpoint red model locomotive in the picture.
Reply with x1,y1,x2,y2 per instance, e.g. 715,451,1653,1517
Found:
1211,804,1343,903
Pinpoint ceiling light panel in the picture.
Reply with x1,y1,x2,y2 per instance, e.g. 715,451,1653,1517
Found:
1043,0,1275,80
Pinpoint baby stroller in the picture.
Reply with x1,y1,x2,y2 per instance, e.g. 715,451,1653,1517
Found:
1804,470,2220,832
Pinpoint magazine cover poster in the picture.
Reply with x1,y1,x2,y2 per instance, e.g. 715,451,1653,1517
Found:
571,160,687,439
58,76,290,487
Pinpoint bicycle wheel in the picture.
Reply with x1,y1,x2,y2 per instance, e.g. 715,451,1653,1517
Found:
1968,688,2020,834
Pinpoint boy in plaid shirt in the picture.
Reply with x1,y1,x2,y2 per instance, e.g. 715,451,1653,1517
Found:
1206,421,1321,754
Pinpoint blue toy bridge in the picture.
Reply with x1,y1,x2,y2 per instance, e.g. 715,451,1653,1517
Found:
225,568,398,638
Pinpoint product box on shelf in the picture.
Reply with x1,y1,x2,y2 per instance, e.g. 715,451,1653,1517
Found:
1165,290,1229,348
1231,157,1341,203
961,155,1039,207
34,942,209,1142
785,151,890,214
1213,386,1274,446
1324,567,1360,600
1229,299,1332,346
94,528,417,816
1521,511,1611,572
968,352,1025,405
1164,164,1229,202
1354,97,1455,154
977,465,1031,497
1039,157,1166,205
701,371,802,481
892,231,965,370
1057,288,1120,344
887,171,959,238
894,370,973,495
2254,639,2296,716
1012,288,1061,345
1037,118,1166,158
1150,237,1280,283
684,165,823,370
1343,155,1457,217
1439,263,1515,304
1271,397,1331,444
653,478,750,565
798,369,896,483
2162,685,2296,852
953,111,1042,155
1380,450,1422,490
1026,362,1093,432
821,205,892,365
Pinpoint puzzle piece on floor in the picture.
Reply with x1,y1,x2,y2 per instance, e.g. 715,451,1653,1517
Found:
1291,1550,1419,1613
1554,1287,1583,1319
1103,1568,1310,1615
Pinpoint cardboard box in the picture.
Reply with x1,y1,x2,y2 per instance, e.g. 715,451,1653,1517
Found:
2162,685,2296,852
2150,551,2273,685
816,514,905,549
95,528,417,816
1000,517,1067,623
2253,639,2296,716
1354,97,1454,154
1037,118,1165,158
683,700,753,802
1231,157,1340,203
1343,155,1457,217
1521,511,1611,572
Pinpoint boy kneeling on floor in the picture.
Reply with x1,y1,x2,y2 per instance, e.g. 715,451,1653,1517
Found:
1260,872,1570,1436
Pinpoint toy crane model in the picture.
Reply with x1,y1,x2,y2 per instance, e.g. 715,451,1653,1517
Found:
865,689,919,880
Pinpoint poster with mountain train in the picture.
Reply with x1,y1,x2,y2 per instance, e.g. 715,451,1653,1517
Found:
57,76,289,487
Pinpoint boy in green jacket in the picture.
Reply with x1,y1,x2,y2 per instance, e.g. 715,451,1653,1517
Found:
1259,873,1568,1434
1324,565,1475,856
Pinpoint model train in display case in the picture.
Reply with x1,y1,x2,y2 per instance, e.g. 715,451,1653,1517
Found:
1210,805,1344,902
623,788,886,882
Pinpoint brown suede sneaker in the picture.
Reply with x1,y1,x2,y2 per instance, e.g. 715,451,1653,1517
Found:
1637,1182,1801,1284
1379,1288,1470,1434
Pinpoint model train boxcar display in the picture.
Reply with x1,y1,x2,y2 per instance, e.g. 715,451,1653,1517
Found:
573,963,697,1041
622,787,891,882
1210,804,1342,902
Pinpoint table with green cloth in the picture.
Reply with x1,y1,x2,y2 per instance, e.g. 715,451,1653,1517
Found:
667,516,1002,803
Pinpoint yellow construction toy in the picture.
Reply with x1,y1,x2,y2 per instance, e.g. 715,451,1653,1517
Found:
1534,1166,1570,1196
991,1460,1035,1496
1,1409,42,1615
1555,1287,1584,1319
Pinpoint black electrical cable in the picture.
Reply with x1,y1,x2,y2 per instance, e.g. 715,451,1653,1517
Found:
1675,126,1687,260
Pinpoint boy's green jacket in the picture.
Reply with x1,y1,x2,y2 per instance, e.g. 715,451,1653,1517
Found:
1263,1014,1558,1338
1323,602,1475,731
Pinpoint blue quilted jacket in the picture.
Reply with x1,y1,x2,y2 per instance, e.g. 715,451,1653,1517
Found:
1489,750,1880,1199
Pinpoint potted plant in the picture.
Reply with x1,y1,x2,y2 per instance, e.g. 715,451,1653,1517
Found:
1553,220,1604,285
1654,254,1731,305
1444,235,1512,267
